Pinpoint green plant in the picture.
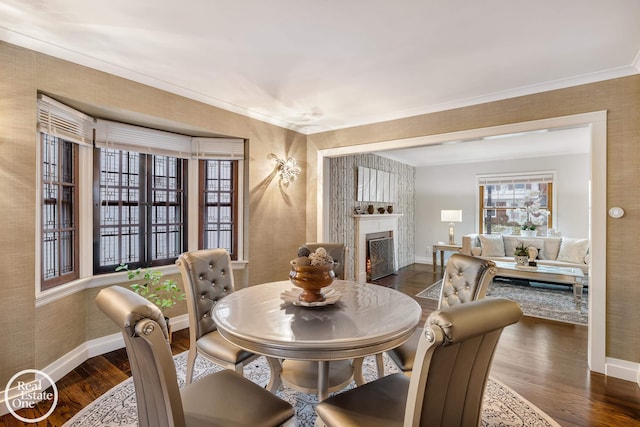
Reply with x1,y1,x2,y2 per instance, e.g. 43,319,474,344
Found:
521,224,536,231
116,263,185,313
514,243,529,257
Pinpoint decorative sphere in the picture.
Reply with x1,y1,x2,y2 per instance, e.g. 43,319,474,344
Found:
297,246,311,257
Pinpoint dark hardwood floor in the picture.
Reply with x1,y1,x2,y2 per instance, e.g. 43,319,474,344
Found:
3,263,639,426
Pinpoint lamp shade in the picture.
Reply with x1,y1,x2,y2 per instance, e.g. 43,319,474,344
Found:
441,210,462,223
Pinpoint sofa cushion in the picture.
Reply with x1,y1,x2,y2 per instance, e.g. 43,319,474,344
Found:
502,236,520,258
539,237,562,261
557,237,589,264
479,234,505,257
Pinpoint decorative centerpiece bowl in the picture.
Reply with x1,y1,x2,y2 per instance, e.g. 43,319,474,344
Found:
289,261,335,303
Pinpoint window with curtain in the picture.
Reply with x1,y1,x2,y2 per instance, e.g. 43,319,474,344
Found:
478,172,553,236
38,95,93,290
199,159,238,258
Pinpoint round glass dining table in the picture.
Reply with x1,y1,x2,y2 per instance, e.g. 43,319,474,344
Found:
212,279,422,400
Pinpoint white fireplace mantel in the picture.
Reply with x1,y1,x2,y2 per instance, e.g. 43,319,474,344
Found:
354,214,402,282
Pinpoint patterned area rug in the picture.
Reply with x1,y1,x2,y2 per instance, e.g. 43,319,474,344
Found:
416,279,588,325
64,351,560,427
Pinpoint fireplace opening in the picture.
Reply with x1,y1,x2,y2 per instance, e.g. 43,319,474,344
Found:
367,234,396,281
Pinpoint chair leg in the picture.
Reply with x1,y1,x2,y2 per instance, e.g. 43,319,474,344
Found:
186,347,197,385
314,417,327,427
234,363,244,375
351,357,365,386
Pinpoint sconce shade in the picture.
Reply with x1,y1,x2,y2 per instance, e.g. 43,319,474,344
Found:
268,153,302,186
441,210,462,223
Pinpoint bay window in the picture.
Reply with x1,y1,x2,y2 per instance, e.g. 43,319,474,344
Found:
37,95,245,290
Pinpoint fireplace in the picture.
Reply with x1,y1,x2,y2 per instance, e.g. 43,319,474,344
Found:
368,236,395,280
354,214,401,282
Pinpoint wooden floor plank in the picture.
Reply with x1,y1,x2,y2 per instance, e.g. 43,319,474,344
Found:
2,263,639,426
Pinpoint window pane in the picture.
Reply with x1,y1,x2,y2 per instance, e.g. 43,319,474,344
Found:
480,177,551,236
150,155,185,263
96,148,142,270
41,133,78,289
94,149,186,273
200,160,237,258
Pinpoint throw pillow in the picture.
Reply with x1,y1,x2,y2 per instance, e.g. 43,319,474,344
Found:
471,247,482,256
478,234,505,257
557,237,589,264
540,238,562,260
517,238,544,259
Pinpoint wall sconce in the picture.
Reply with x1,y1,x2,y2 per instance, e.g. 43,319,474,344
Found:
441,210,463,245
268,153,302,186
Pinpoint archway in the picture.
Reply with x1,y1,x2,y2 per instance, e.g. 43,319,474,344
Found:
317,111,607,376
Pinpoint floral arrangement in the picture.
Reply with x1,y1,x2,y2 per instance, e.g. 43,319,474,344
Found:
292,246,334,266
513,191,549,230
514,243,529,257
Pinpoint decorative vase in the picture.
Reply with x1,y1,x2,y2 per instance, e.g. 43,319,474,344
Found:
387,205,393,214
377,207,386,214
289,262,335,303
521,229,537,237
367,205,374,214
514,255,528,266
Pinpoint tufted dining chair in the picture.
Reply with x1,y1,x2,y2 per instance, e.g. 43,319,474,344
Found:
304,243,348,279
315,298,522,427
385,253,497,376
176,249,259,384
95,286,295,427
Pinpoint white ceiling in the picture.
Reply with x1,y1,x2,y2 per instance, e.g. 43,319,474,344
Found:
1,0,639,138
375,126,592,167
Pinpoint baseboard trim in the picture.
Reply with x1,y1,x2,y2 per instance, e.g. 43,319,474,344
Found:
605,357,640,385
0,314,189,417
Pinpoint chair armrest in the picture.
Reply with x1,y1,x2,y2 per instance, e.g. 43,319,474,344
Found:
461,236,472,255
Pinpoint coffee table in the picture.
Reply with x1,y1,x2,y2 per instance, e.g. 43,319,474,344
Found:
492,261,585,309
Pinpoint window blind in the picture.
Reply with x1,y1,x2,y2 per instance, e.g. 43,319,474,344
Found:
37,94,94,147
95,120,244,160
94,119,193,158
477,173,554,186
192,137,244,160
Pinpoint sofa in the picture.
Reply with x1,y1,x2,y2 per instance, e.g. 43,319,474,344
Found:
461,234,590,275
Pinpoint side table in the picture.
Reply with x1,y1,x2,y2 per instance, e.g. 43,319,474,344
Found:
432,243,462,271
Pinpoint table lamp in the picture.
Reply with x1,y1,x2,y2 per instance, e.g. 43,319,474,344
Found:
441,210,463,245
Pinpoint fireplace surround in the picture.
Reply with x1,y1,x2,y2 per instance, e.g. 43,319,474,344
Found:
354,214,401,282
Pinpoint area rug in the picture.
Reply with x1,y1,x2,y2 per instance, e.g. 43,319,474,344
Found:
416,279,588,325
64,351,560,427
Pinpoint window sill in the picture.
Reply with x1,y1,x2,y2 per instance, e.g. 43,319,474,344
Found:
35,259,249,307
